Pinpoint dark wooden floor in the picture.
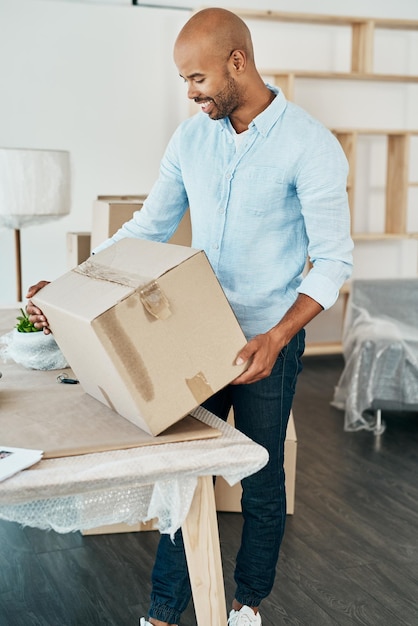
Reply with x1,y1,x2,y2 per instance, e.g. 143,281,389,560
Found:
1,355,417,626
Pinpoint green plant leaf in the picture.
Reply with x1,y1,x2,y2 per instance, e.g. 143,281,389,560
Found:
15,308,42,333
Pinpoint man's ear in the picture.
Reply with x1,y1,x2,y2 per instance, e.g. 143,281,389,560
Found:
230,50,246,73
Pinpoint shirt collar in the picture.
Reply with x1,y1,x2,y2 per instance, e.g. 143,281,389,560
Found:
217,84,286,137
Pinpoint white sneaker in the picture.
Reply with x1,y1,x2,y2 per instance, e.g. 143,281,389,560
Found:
139,619,152,626
228,605,262,625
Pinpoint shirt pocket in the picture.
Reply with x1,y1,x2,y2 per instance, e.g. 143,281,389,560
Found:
235,166,293,215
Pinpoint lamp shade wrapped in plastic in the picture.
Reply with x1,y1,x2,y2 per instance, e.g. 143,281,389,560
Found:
0,148,71,229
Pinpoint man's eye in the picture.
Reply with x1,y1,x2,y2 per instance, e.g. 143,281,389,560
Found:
195,79,204,84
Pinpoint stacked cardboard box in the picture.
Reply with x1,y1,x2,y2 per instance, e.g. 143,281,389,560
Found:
66,232,91,268
67,195,192,270
90,196,146,251
91,195,191,252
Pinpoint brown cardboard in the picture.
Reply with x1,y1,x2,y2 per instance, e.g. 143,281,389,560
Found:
214,411,297,515
170,210,192,247
1,388,221,458
91,196,192,251
33,238,247,436
90,198,146,252
66,232,91,269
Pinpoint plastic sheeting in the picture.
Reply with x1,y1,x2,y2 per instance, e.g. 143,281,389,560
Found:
332,278,418,432
0,307,267,535
0,406,268,536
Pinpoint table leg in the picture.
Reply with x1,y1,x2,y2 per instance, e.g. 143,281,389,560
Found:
182,475,227,626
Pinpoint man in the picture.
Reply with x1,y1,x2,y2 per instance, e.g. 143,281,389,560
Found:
27,8,353,626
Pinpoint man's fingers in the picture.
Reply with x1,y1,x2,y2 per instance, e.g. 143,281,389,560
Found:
234,342,257,367
25,281,51,333
26,280,50,299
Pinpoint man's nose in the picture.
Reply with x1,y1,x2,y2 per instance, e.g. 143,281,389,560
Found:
187,84,200,100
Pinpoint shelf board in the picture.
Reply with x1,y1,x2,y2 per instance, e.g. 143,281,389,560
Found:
304,342,343,356
262,70,418,83
237,10,418,30
352,233,418,241
332,128,418,135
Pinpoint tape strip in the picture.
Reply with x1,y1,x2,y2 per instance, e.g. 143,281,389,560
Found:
94,304,154,402
140,282,171,320
75,258,151,289
186,371,214,404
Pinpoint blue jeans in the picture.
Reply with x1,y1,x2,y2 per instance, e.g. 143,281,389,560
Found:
148,330,305,624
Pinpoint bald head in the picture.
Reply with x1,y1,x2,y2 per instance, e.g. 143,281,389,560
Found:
175,8,254,65
174,8,271,130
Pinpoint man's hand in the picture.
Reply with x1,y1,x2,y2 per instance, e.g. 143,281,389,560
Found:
26,281,51,334
232,294,323,385
232,331,284,385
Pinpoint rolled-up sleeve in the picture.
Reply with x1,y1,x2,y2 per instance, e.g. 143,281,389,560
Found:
296,125,353,309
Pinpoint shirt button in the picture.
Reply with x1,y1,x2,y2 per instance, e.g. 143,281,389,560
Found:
212,243,219,250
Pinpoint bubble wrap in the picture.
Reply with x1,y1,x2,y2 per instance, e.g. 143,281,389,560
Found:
0,407,268,536
0,329,68,370
332,279,418,431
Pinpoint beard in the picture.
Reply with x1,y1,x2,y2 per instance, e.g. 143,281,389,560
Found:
207,74,242,120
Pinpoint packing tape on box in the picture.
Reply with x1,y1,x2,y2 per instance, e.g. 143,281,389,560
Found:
76,260,171,321
94,305,155,402
186,371,214,404
140,282,171,320
75,258,151,290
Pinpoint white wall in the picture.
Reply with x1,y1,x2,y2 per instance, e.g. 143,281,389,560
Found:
1,0,417,347
0,0,188,304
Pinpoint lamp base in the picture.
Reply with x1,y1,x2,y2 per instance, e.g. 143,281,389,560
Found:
14,229,22,302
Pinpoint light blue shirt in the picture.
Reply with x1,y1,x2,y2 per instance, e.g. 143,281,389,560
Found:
94,86,353,340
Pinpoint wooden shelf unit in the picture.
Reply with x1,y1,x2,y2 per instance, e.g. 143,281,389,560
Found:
239,10,418,100
263,71,418,101
331,129,418,240
240,10,418,98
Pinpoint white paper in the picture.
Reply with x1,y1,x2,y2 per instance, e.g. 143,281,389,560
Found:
0,446,43,482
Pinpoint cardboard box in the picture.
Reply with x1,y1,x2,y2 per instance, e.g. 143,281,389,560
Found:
169,208,192,247
214,411,297,515
66,232,91,269
91,196,192,251
90,197,147,252
33,238,247,436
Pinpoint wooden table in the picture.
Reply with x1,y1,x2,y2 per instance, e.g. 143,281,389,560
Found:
0,307,268,626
